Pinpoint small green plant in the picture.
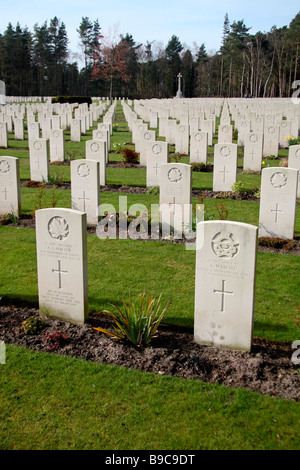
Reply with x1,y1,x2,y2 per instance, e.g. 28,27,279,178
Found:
0,212,18,225
145,186,159,196
93,292,172,348
112,123,119,132
284,135,299,146
120,147,139,164
111,142,124,153
215,201,229,220
47,172,63,186
21,316,48,335
191,162,213,172
231,181,245,195
31,184,47,217
231,181,259,200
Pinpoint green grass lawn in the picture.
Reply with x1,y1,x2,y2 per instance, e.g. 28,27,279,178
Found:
0,101,299,450
0,344,299,450
1,225,299,343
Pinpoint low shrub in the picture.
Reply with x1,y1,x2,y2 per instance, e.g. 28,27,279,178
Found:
0,213,18,225
120,147,139,164
93,292,172,348
21,317,48,335
42,331,69,350
258,237,297,250
191,162,213,172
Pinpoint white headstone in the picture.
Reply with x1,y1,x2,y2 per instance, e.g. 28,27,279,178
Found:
146,141,169,187
27,121,40,142
0,156,21,217
86,140,106,186
139,130,156,166
0,122,8,148
50,128,65,162
194,220,257,351
218,124,233,144
71,159,100,225
263,124,279,157
175,124,189,154
288,145,300,198
159,163,192,235
243,132,263,172
35,208,88,324
190,131,208,164
258,167,298,239
71,119,81,142
92,129,109,162
213,143,237,192
29,138,49,182
14,117,24,140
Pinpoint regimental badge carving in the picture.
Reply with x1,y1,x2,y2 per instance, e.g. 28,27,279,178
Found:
33,140,42,151
0,159,10,173
281,122,287,128
268,126,275,134
52,130,60,139
90,142,100,152
152,144,162,154
211,232,240,259
295,148,300,159
77,163,90,178
48,217,69,241
144,132,151,140
168,167,182,183
222,126,229,133
179,126,185,132
249,134,258,143
220,146,231,157
194,133,203,142
270,171,287,189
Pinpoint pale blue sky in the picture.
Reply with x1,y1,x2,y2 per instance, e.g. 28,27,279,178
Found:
0,0,299,66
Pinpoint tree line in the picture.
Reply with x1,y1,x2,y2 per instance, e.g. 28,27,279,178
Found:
0,12,299,99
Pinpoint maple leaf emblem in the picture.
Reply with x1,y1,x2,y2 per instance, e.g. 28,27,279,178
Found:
0,160,10,174
48,217,69,241
77,163,90,178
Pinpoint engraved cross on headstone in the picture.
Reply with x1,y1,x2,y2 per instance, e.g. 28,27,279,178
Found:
220,166,229,183
78,190,90,212
169,196,177,213
153,163,159,175
213,279,234,312
35,156,41,170
2,187,8,200
52,260,68,289
271,203,283,223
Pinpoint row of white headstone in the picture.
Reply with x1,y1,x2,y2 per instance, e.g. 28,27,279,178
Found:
0,151,298,240
34,206,257,352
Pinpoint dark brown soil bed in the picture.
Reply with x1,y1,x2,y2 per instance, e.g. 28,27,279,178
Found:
0,302,299,402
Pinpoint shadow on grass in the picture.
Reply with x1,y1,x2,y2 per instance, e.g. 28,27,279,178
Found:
1,294,38,309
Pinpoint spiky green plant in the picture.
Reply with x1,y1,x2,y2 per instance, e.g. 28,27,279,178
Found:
93,293,171,347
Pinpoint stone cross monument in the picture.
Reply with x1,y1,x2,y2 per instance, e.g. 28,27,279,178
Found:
176,73,183,98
